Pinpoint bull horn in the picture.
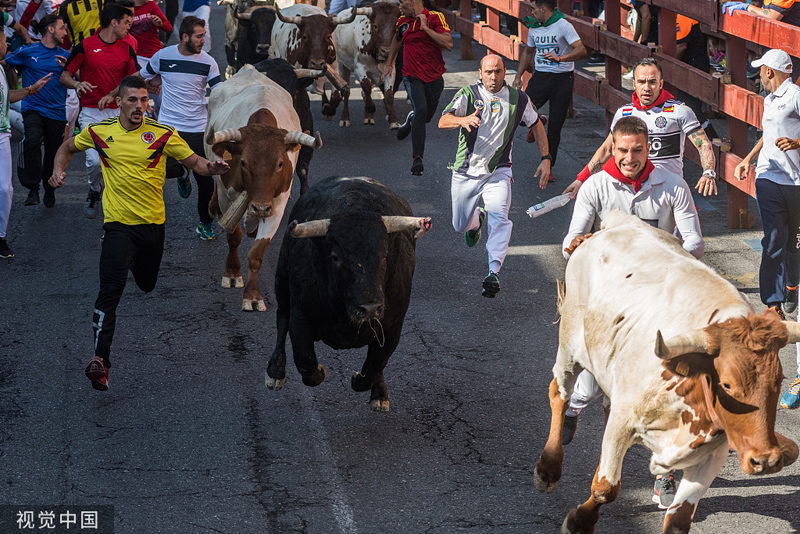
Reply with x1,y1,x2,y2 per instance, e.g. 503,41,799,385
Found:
354,7,372,16
294,68,325,79
784,320,800,343
323,66,350,92
285,130,323,149
776,432,799,467
218,190,250,234
213,128,243,144
654,329,709,360
275,5,302,24
288,219,330,238
236,10,252,19
331,6,356,24
382,216,432,238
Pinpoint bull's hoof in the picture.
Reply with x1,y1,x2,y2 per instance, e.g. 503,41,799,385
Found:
339,119,350,127
364,117,375,125
242,297,267,312
225,65,235,79
266,373,285,391
301,365,327,387
370,398,390,411
351,371,371,392
389,122,400,130
534,464,560,494
322,114,332,121
222,275,244,288
561,509,593,534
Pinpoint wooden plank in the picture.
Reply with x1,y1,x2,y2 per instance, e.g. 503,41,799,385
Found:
654,53,718,105
720,152,756,197
573,70,600,104
598,82,629,112
719,83,764,129
720,11,800,55
565,16,599,49
599,31,652,66
651,0,718,28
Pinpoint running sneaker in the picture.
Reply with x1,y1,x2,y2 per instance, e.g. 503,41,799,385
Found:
411,156,424,176
781,375,800,410
0,238,14,259
465,207,486,248
85,356,109,391
177,166,192,199
25,189,40,206
784,286,798,314
196,221,216,240
769,304,786,320
397,111,414,141
562,414,578,445
84,189,102,219
482,271,500,298
652,474,676,509
43,188,56,208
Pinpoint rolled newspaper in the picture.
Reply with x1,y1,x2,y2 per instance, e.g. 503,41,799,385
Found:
527,193,572,219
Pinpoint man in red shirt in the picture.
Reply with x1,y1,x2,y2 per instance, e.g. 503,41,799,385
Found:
382,0,452,175
60,2,137,219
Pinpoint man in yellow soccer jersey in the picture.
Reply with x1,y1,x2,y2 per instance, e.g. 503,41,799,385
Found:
49,75,229,391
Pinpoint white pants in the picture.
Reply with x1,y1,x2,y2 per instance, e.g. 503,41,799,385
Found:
65,89,79,134
78,107,119,192
451,168,513,274
565,369,603,417
0,136,12,238
176,5,211,52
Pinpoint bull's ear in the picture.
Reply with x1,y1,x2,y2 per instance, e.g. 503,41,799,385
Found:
212,141,242,159
655,329,709,360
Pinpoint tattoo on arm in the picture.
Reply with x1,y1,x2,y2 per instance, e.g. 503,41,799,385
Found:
589,161,603,173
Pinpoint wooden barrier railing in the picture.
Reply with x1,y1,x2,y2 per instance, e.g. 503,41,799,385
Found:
440,0,800,228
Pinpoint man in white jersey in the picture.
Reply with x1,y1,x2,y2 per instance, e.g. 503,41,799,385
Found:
561,116,705,508
511,0,585,183
563,57,717,200
140,16,221,239
439,54,550,297
734,49,800,409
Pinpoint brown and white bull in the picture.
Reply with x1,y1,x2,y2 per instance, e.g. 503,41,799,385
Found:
536,212,800,534
333,2,401,128
270,3,355,119
205,65,322,311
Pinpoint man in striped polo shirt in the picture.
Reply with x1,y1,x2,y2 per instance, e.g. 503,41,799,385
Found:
438,54,551,297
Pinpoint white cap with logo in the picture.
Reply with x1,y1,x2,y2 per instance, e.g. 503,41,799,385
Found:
751,49,793,73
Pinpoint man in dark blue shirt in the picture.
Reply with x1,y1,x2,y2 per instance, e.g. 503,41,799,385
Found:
3,14,69,207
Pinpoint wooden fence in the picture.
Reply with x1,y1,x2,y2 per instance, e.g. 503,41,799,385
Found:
438,0,800,228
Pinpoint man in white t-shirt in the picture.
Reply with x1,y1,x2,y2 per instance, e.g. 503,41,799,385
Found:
563,58,717,200
140,16,221,239
439,54,551,297
512,0,585,183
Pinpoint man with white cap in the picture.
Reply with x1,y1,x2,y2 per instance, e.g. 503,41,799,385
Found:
735,48,800,410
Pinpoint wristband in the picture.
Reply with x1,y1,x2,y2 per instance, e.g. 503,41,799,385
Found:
25,86,33,96
541,154,552,162
702,169,717,180
577,164,591,183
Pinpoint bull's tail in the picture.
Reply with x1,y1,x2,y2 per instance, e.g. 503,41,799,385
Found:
555,279,566,323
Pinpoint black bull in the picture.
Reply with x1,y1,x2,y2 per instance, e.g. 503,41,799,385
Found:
266,176,431,411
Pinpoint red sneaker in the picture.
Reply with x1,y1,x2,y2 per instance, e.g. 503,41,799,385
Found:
85,356,109,391
548,173,556,183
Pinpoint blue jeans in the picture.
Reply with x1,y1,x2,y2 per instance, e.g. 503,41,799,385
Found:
756,178,800,306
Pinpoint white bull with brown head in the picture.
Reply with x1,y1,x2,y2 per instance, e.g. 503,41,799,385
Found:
205,65,322,311
537,212,799,534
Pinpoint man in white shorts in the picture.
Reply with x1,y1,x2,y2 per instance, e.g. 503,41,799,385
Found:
439,54,551,297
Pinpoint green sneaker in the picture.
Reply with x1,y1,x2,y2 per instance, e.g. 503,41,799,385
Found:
465,207,486,248
196,222,216,240
177,167,192,199
482,271,500,298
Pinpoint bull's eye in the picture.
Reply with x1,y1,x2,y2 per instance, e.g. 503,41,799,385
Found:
721,382,732,392
330,252,341,266
277,161,283,170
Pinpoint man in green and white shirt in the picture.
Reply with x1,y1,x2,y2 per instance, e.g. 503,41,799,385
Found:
439,54,550,297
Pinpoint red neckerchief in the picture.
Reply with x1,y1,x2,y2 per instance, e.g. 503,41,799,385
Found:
631,89,674,111
603,157,655,192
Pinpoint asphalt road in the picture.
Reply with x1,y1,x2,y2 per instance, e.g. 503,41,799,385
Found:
1,5,799,534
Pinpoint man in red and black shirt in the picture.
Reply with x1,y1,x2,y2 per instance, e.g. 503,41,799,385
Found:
382,0,452,175
60,2,137,218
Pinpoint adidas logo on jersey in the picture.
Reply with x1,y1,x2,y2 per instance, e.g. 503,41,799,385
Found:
105,136,114,143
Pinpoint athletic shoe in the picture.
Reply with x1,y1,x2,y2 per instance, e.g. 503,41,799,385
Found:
177,166,192,199
769,304,786,320
548,173,556,183
43,189,56,208
562,414,578,445
397,111,414,141
465,207,486,248
622,68,634,80
588,52,605,65
652,474,676,509
781,375,800,410
85,356,109,391
411,156,424,176
482,271,500,298
196,221,216,240
0,238,14,259
24,190,40,206
784,286,798,314
84,189,102,219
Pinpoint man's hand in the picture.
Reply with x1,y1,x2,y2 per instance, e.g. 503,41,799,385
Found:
149,14,163,27
380,63,393,84
564,233,593,256
207,159,230,175
535,160,552,189
460,110,481,132
55,55,67,67
511,77,523,90
29,73,52,93
734,159,751,181
49,170,67,189
776,137,800,152
146,75,162,96
695,175,718,196
541,51,560,63
563,179,582,200
74,80,97,98
417,13,428,30
97,93,114,110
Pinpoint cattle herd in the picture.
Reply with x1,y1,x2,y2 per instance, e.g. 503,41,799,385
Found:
187,3,799,532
